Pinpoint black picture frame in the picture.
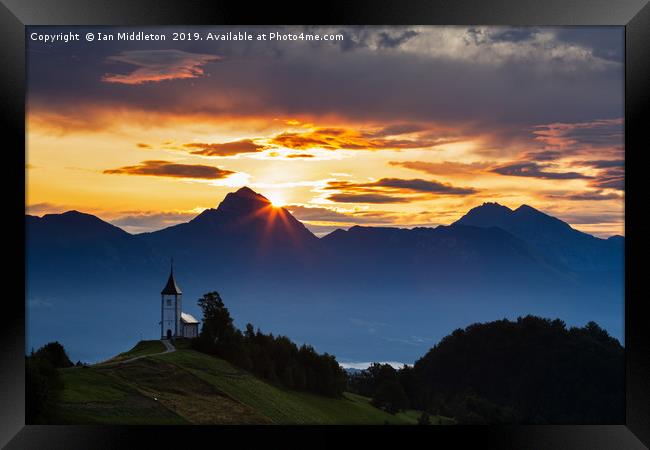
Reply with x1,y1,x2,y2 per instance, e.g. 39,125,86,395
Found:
2,0,648,448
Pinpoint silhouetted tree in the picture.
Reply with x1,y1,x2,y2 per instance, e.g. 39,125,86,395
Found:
193,291,347,397
26,342,69,423
33,341,73,368
371,379,409,414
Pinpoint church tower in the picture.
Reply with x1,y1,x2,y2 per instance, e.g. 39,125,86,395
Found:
161,259,182,339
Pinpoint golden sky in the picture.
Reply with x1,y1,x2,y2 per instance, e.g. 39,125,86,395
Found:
26,26,624,237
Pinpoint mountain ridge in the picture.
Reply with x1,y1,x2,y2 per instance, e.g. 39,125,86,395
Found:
26,187,625,364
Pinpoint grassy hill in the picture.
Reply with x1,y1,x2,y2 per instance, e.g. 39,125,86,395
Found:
53,340,453,425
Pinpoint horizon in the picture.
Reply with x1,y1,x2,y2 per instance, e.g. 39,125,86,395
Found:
25,187,624,239
26,26,623,239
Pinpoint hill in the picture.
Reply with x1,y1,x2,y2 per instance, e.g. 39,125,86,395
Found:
51,341,434,425
402,316,625,424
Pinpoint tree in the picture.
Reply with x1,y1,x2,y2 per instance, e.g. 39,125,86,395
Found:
371,379,409,414
26,342,69,423
33,341,73,368
197,291,238,352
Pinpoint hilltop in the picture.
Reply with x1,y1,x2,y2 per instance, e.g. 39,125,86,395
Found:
51,340,447,425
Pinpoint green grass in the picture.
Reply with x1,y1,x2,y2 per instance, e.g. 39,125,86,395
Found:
153,350,425,425
98,340,165,364
52,345,453,425
55,366,187,424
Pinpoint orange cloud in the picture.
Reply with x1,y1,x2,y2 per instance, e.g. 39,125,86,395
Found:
390,160,491,176
102,50,221,85
185,139,268,156
270,127,453,151
103,160,234,180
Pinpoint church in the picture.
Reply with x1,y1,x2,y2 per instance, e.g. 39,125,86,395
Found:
160,263,199,339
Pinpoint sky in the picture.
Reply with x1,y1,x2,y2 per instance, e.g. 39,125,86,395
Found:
26,26,624,237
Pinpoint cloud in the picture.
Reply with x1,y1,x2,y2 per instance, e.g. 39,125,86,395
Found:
286,205,394,224
377,30,419,48
102,49,221,85
326,178,478,195
185,139,268,156
323,177,478,203
103,160,235,179
136,143,151,148
490,161,592,180
269,127,453,151
327,193,413,204
588,167,624,191
389,160,491,177
285,153,315,159
28,27,623,144
546,190,620,201
109,211,198,233
575,159,624,169
532,118,623,154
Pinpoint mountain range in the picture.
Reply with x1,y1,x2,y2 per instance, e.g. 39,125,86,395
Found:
26,187,624,364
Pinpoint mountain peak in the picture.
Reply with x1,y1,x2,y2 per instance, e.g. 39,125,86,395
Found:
235,186,266,199
217,187,271,212
455,202,513,227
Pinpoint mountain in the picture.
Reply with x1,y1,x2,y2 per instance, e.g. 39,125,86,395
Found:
25,190,625,365
320,223,564,287
454,203,624,273
26,211,157,289
138,187,323,279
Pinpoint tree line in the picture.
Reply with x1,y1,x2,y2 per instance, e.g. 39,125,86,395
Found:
348,315,625,423
191,291,347,397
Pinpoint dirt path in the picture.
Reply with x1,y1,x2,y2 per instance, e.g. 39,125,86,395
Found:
96,339,176,367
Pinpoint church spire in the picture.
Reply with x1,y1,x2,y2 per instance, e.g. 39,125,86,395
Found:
161,258,182,295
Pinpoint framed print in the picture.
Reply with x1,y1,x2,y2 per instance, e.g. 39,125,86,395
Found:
2,0,649,448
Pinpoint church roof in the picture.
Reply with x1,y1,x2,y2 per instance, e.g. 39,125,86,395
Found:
181,312,199,324
161,264,182,295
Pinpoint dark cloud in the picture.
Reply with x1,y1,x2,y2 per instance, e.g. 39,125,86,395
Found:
377,30,418,48
547,190,620,201
324,178,478,204
185,139,267,156
285,153,315,158
327,193,413,204
490,28,538,43
521,150,563,162
102,49,221,85
27,26,624,139
577,159,624,169
136,143,151,148
103,160,234,179
588,167,624,191
554,27,624,63
490,162,592,180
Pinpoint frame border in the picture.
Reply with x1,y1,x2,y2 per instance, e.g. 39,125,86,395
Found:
2,0,648,447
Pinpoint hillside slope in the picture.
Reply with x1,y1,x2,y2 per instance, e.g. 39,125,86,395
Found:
53,342,434,425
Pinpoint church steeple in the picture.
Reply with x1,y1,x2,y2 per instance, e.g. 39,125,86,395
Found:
161,259,182,295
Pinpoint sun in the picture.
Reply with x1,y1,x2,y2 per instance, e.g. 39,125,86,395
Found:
266,191,287,208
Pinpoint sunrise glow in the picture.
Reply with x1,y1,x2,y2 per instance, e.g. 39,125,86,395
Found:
26,26,624,238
